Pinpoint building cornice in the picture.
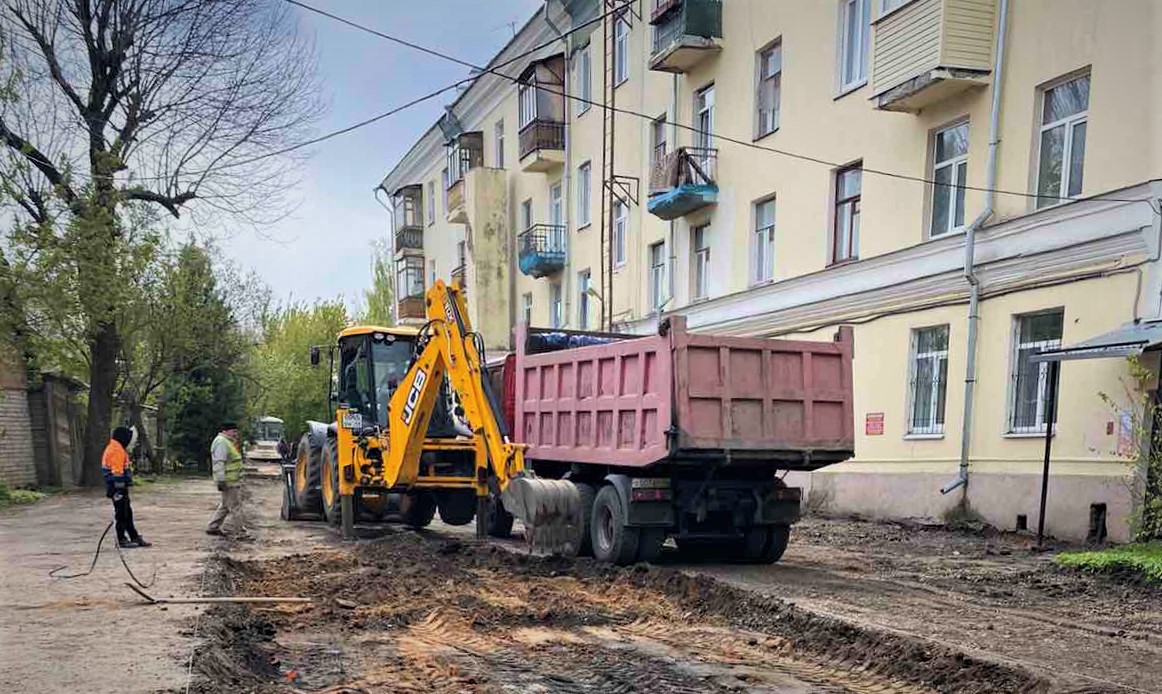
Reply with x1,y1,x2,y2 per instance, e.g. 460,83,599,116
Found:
674,182,1162,337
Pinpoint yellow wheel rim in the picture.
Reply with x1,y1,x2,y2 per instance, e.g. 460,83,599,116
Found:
322,454,335,507
295,450,309,493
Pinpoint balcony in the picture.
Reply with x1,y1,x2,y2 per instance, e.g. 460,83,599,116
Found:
647,147,718,220
518,224,567,278
445,132,483,223
394,227,423,255
395,255,426,322
518,119,566,173
391,184,424,257
871,0,995,113
397,296,426,320
649,0,722,74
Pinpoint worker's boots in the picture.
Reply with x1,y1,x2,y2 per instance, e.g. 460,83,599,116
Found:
133,537,153,548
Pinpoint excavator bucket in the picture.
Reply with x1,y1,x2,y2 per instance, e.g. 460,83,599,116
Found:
501,475,583,556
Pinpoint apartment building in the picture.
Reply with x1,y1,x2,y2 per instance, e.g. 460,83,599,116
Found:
379,0,1162,542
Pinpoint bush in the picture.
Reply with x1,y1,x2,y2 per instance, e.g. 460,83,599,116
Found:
1056,543,1162,585
0,482,46,509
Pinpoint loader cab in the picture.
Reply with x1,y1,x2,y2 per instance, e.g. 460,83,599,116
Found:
335,326,417,429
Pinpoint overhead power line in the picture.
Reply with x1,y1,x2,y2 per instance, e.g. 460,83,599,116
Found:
285,0,1157,210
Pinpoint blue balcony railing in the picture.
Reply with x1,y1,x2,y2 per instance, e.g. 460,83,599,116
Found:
518,224,567,278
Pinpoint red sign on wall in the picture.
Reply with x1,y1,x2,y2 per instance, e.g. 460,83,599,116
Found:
865,412,884,436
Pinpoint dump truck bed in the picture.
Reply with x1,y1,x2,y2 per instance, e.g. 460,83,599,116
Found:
513,316,854,471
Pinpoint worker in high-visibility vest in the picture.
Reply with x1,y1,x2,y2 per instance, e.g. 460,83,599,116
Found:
205,421,247,537
103,426,151,548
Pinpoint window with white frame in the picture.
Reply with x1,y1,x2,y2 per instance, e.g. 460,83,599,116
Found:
907,325,949,435
550,282,563,328
754,198,776,282
428,259,436,286
757,41,782,138
838,0,871,92
614,17,629,85
426,181,435,225
833,163,861,263
520,198,532,232
694,85,715,150
881,0,911,14
518,81,536,129
577,162,592,226
494,120,505,168
1036,74,1089,209
649,242,665,312
613,201,627,267
549,182,563,227
692,225,710,300
522,293,533,325
578,269,591,329
651,115,667,168
1009,310,1064,433
931,122,968,237
576,44,591,116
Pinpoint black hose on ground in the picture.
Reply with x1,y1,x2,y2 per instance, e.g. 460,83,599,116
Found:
48,519,158,589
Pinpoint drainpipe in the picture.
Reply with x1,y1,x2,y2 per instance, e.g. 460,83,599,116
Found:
942,0,1009,496
544,0,573,327
667,73,678,312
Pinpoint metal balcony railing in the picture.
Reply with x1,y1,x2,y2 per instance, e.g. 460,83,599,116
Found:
394,227,423,253
450,264,467,287
650,0,722,56
518,224,567,278
518,119,566,160
649,147,718,194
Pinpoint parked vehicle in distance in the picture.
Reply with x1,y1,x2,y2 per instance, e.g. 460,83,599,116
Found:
246,416,286,463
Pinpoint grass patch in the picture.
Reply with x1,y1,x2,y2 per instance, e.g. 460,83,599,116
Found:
0,482,47,509
1056,543,1162,585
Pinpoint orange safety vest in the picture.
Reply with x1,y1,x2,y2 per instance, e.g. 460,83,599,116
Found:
102,440,130,477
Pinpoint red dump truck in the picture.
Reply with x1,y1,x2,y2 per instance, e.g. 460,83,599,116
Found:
502,315,854,565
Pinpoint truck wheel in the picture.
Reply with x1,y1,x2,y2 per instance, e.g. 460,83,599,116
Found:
483,494,514,538
436,490,476,526
574,483,596,556
591,485,639,565
321,440,343,525
293,433,323,514
734,526,771,564
401,491,437,528
636,528,666,564
760,524,791,564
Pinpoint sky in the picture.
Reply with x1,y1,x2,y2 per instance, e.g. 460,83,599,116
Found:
226,0,545,311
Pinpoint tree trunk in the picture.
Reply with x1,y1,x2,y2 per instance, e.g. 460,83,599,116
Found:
81,322,119,486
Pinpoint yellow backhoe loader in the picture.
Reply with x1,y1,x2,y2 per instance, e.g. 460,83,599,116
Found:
280,280,581,552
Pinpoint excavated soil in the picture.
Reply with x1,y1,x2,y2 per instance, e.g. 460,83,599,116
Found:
189,528,1059,694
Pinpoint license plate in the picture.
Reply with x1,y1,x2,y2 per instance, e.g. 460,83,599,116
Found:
341,412,363,430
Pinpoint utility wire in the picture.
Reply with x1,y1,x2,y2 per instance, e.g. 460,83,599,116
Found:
285,0,1157,210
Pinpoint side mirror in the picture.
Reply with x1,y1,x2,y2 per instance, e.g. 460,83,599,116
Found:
309,346,321,366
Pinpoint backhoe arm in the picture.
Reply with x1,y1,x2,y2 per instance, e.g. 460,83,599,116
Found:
381,280,581,552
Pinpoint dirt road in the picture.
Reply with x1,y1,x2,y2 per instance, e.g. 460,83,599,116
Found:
2,478,1159,693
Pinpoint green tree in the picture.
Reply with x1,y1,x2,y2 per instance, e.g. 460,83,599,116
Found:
159,244,250,471
251,300,349,443
0,0,319,483
360,240,395,326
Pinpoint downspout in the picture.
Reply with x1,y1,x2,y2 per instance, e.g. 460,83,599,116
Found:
667,72,678,312
544,1,573,327
942,0,1009,495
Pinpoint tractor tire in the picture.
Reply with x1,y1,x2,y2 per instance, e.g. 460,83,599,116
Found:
401,491,437,528
293,433,323,514
321,438,342,525
574,483,597,557
591,485,639,566
483,494,514,538
436,490,476,526
636,527,667,564
760,524,791,564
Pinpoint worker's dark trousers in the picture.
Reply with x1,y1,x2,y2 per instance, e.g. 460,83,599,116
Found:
112,491,141,543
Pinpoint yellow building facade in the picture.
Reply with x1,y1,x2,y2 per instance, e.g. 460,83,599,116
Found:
380,0,1162,542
